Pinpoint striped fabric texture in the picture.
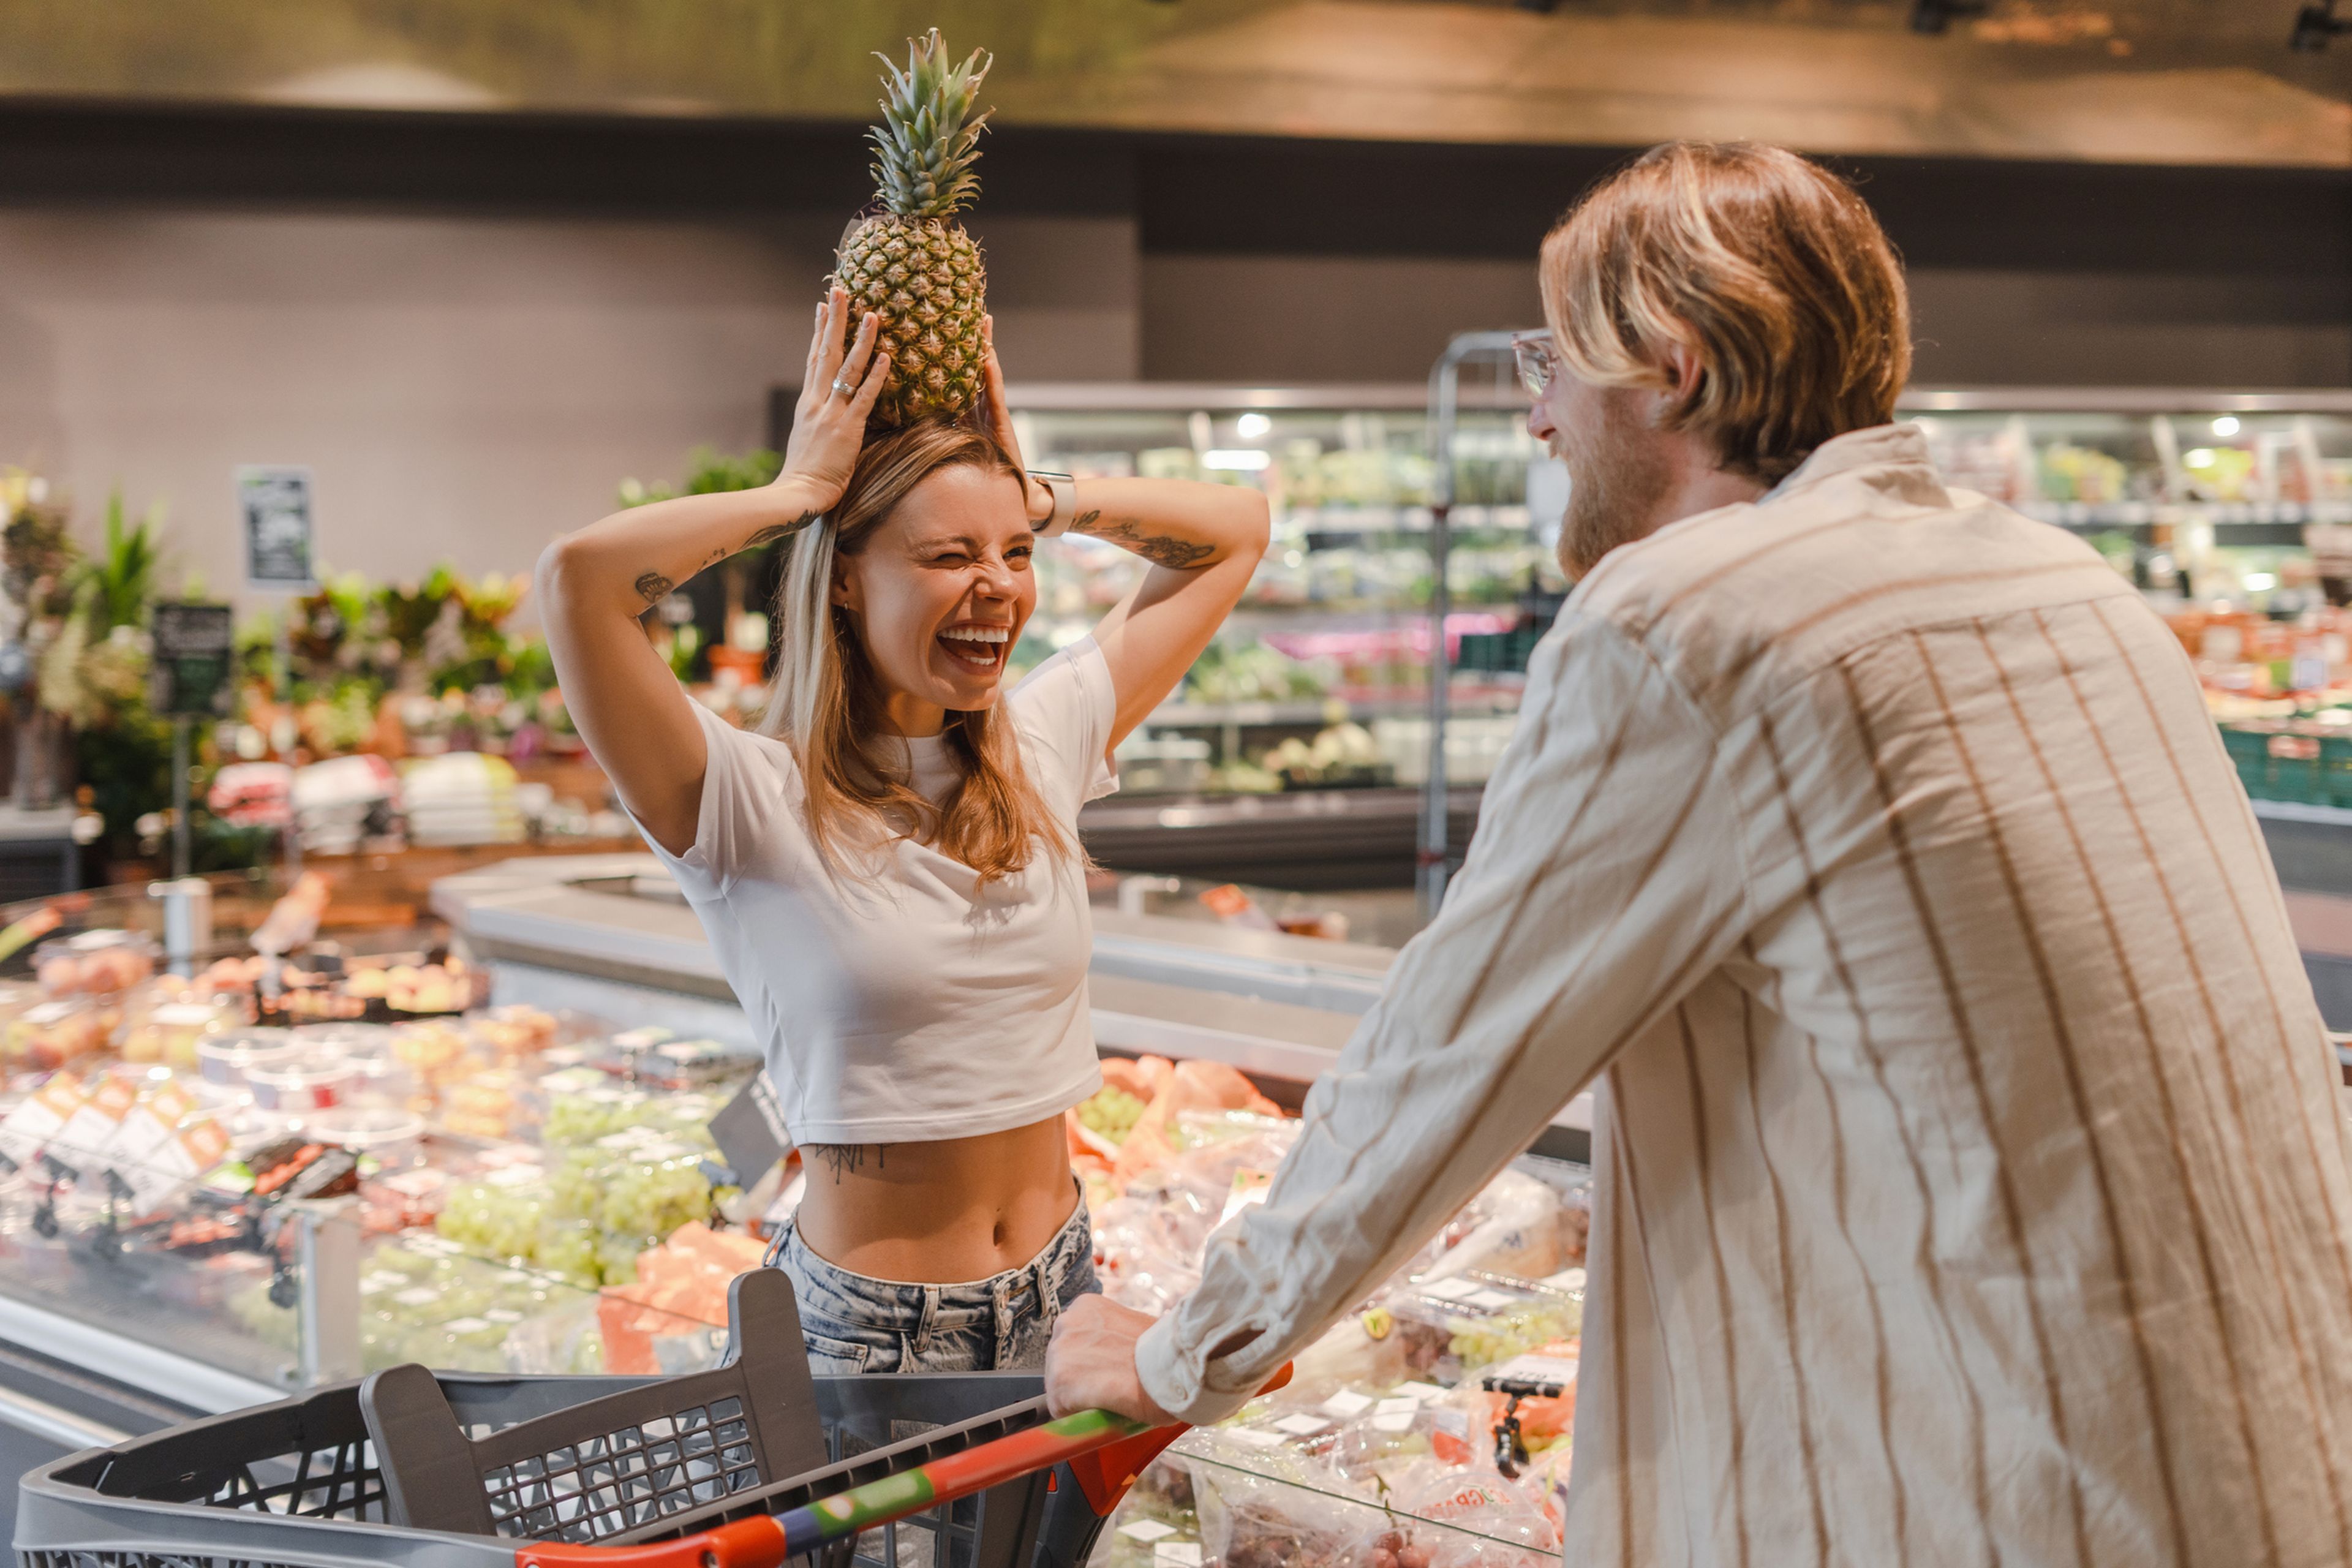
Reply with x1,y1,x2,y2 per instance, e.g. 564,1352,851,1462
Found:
1134,423,2352,1567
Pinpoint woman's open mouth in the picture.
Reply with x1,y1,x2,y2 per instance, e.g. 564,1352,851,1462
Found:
937,623,1011,674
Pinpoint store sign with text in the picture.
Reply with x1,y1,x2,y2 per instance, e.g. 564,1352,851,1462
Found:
237,465,315,590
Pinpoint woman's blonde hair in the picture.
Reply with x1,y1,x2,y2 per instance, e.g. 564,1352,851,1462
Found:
761,419,1070,883
1540,141,1912,484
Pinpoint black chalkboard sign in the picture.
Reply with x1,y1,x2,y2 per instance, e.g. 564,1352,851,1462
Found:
150,601,235,717
238,466,315,589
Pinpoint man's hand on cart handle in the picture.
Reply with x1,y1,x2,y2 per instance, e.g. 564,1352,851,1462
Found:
1044,1295,1175,1422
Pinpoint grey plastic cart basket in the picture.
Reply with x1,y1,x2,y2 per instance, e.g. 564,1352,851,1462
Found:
17,1269,1113,1568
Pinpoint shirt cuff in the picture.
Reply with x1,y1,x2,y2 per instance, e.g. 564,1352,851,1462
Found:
1136,1314,1258,1430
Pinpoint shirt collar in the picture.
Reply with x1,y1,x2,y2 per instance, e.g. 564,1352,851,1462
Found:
1762,422,1937,507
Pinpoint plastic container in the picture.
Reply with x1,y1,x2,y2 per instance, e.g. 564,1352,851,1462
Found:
294,1022,419,1109
118,993,244,1070
33,929,159,997
3,998,110,1072
194,1027,300,1091
466,1003,562,1061
1368,1273,1581,1387
304,1104,424,1167
247,1057,357,1114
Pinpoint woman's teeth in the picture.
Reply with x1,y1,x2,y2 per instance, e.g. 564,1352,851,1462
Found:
938,626,1008,669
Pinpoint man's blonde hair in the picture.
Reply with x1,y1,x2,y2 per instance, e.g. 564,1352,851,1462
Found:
1540,141,1912,484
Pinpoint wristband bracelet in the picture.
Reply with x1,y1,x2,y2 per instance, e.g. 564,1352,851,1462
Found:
1028,470,1077,538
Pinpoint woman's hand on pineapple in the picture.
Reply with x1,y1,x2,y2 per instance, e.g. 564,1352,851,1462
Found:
780,286,892,513
979,317,1056,527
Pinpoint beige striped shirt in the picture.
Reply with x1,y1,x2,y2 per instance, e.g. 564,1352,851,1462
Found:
1135,423,2352,1567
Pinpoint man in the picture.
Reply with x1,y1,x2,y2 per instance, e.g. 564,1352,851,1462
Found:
1047,141,2352,1566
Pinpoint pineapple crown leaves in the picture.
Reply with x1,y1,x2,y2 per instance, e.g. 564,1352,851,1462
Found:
867,29,993,220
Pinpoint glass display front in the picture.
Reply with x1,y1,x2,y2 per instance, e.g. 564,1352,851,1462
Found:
1010,388,1561,800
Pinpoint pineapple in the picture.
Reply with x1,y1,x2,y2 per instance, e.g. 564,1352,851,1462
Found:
834,31,993,428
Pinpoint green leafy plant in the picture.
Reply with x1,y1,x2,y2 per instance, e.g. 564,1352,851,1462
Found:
78,489,162,637
617,447,782,508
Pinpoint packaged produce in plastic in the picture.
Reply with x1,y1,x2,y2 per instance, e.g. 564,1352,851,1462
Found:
467,1004,562,1061
1381,1458,1560,1567
6,998,111,1071
346,955,478,1015
35,929,158,997
1096,1457,1202,1568
1409,1167,1566,1282
118,992,243,1069
1113,1058,1284,1183
440,1066,533,1140
388,1019,473,1099
1183,1438,1373,1568
596,1221,768,1374
1365,1273,1580,1385
437,1159,554,1267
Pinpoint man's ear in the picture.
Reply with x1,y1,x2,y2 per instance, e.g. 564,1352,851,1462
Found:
1651,339,1706,423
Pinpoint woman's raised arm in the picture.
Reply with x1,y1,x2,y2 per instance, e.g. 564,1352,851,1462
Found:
537,290,889,855
976,330,1270,750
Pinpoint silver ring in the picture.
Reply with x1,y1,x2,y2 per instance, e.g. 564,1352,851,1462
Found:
830,375,854,399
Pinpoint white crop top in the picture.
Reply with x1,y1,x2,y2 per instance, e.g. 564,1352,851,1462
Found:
641,639,1116,1145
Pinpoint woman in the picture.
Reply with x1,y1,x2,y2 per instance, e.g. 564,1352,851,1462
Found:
538,288,1268,1371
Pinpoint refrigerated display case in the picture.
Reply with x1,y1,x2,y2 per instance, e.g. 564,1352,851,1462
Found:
997,383,2352,888
0,859,1596,1553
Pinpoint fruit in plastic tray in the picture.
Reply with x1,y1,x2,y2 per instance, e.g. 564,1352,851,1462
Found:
6,1000,110,1071
390,1020,472,1094
437,1164,552,1264
36,932,157,997
119,995,241,1069
469,1005,559,1060
1076,1086,1147,1145
441,1069,530,1140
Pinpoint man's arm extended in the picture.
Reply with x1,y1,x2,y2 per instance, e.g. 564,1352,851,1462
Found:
1092,612,1752,1425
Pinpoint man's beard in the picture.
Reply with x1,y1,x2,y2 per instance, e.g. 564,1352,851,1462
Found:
1556,398,1675,580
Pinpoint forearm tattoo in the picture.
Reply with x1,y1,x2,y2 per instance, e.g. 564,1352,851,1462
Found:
1071,512,1215,570
805,1144,888,1184
744,511,821,550
634,513,816,609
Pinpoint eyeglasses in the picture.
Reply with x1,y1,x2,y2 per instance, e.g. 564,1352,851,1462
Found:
1510,330,1559,399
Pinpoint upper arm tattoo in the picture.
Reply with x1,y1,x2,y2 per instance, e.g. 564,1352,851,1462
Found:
635,571,674,605
1070,513,1215,570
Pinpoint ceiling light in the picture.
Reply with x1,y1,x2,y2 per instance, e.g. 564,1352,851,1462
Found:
1235,413,1272,439
2212,416,2241,437
1203,450,1271,472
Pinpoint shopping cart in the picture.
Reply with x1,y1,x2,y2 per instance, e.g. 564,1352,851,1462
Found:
16,1268,1218,1568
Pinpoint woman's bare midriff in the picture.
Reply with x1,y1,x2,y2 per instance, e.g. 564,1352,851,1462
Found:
790,1113,1078,1284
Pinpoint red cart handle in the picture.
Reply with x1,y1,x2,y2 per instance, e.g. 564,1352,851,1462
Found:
518,1365,1292,1568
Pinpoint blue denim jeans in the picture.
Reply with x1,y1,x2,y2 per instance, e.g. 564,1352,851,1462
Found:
765,1197,1100,1373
